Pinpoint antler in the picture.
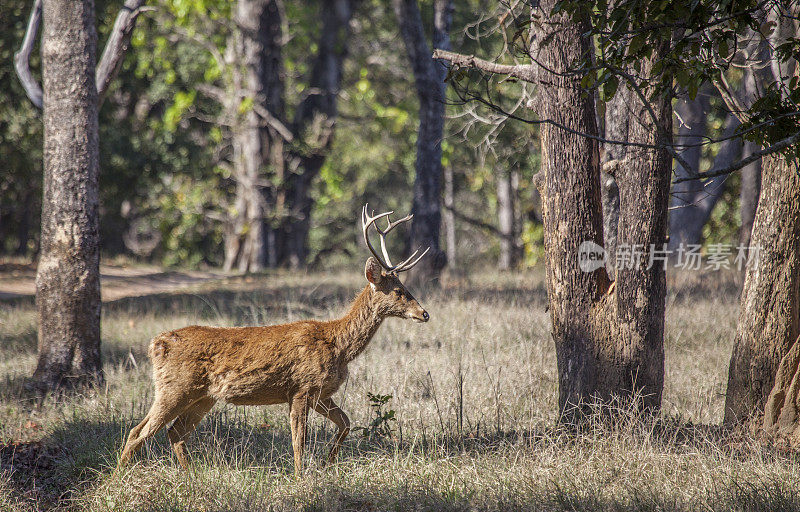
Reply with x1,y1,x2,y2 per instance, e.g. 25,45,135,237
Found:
361,204,430,274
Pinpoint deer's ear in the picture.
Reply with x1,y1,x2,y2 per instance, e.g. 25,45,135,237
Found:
365,257,384,285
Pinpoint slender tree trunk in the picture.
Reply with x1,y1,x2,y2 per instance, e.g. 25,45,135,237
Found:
602,90,626,278
531,1,669,421
33,0,101,388
15,189,33,256
668,100,737,250
443,165,456,267
497,168,517,270
223,0,283,273
393,0,452,286
724,154,800,426
276,0,353,268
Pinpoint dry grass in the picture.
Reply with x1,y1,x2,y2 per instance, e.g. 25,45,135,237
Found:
1,267,798,511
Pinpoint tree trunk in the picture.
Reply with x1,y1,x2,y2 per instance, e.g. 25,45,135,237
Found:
531,1,669,421
223,0,283,273
393,0,452,286
602,90,626,278
443,165,456,267
274,0,353,268
763,334,800,444
497,168,517,270
32,0,101,388
738,140,761,250
611,78,671,412
724,154,800,426
668,98,737,250
15,188,34,256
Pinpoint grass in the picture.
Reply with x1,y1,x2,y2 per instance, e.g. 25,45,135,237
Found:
1,267,798,511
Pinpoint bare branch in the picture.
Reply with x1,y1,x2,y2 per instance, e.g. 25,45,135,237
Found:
14,0,43,109
443,204,507,238
195,83,227,102
196,83,294,142
608,64,694,174
168,21,226,72
252,103,294,142
96,0,152,104
433,49,534,81
673,130,800,183
15,0,150,109
713,72,750,124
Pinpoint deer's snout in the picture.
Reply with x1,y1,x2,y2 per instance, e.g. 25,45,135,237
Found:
408,304,429,323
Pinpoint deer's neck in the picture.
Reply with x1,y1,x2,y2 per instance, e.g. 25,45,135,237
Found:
333,285,385,363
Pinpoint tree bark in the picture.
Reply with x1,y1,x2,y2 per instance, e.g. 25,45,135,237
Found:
724,155,800,425
393,0,452,286
33,0,102,388
602,89,627,278
763,334,800,444
530,1,670,421
611,77,671,412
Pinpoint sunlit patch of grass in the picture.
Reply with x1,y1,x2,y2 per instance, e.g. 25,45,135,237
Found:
1,268,799,511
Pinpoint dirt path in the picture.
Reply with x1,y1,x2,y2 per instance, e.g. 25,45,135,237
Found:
0,262,228,301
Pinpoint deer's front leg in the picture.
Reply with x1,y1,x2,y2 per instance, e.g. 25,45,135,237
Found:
313,397,350,464
289,393,309,477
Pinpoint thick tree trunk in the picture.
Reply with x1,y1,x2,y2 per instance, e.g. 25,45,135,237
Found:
763,334,800,444
497,168,517,270
33,0,101,388
275,0,353,268
611,79,671,411
223,0,283,272
393,0,451,286
738,141,761,250
724,155,800,425
531,1,669,421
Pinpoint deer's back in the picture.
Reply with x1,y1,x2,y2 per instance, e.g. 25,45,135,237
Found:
148,321,345,405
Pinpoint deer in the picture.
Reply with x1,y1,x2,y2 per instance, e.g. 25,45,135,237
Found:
116,205,430,477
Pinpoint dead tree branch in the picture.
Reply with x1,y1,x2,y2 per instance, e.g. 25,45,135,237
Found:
15,0,150,109
673,129,800,183
14,0,43,108
96,0,153,104
432,49,534,81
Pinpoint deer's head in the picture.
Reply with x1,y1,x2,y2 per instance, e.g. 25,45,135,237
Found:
361,205,430,323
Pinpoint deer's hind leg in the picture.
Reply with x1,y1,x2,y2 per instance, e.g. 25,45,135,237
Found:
289,393,310,478
313,397,350,465
117,392,196,469
167,396,216,469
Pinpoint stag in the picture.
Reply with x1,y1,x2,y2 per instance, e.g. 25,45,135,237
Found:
116,205,429,476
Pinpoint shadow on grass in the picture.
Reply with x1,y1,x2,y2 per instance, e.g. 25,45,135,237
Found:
0,323,37,354
4,408,800,511
453,285,549,308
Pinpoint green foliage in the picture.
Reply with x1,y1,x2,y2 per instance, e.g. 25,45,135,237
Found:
551,0,799,161
353,392,396,440
0,0,544,268
0,1,43,255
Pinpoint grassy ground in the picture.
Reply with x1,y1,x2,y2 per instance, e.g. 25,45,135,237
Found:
1,267,798,511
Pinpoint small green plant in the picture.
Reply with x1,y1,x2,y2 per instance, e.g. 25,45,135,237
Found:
353,392,396,440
